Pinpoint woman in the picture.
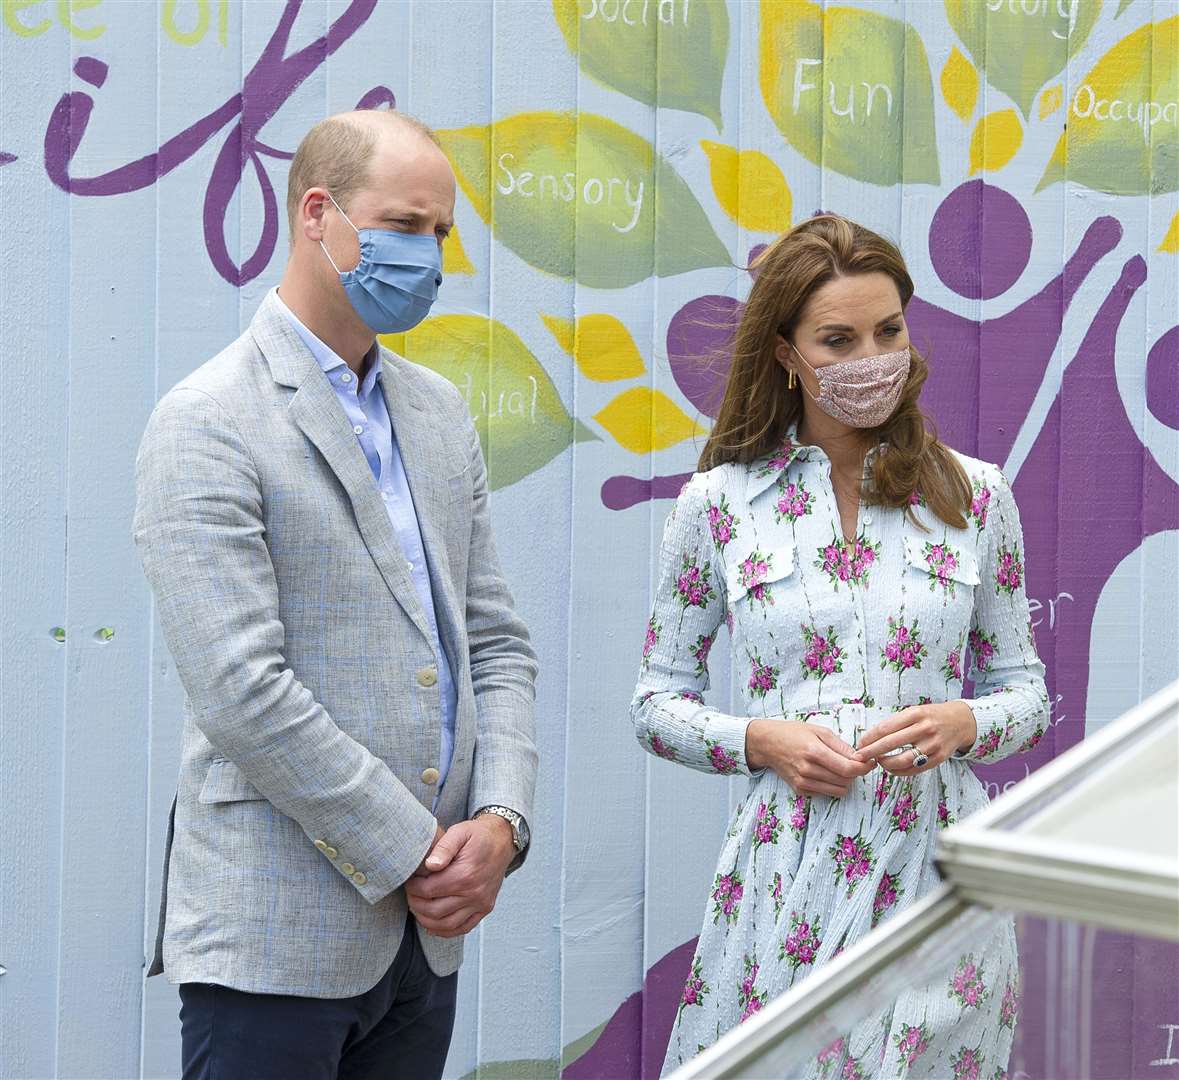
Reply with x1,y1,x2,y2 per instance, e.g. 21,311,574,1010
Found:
633,215,1048,1079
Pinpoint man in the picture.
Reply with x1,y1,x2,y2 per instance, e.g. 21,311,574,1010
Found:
133,110,538,1078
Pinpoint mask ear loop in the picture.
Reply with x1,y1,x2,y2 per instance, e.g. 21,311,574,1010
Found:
319,190,359,275
789,342,821,402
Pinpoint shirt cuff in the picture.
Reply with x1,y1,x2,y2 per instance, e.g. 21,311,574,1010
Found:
701,712,764,778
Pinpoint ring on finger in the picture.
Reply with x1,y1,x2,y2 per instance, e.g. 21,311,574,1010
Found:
911,745,930,768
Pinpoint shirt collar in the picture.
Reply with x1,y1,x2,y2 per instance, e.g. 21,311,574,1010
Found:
271,287,382,397
745,424,813,501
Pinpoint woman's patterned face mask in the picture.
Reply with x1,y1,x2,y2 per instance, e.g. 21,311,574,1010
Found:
791,343,911,428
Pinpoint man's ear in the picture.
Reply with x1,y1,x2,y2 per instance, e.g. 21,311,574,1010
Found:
302,188,330,244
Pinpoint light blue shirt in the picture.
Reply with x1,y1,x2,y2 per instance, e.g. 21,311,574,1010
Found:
273,289,457,801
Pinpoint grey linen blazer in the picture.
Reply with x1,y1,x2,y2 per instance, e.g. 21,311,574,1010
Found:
132,291,538,997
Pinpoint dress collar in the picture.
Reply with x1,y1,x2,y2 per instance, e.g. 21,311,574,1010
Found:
744,424,886,502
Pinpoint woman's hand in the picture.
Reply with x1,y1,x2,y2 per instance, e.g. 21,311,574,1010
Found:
853,701,977,775
746,719,876,797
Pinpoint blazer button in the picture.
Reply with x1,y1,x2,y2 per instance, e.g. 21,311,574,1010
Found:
341,862,356,875
314,839,329,853
325,846,338,860
352,872,367,886
416,666,438,687
421,767,440,785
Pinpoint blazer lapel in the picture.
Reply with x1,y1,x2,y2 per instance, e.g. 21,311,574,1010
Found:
251,294,433,643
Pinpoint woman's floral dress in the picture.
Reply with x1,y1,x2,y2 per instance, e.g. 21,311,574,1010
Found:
633,427,1049,1079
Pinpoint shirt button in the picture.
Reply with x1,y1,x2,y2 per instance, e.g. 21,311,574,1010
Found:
863,514,873,525
341,862,356,875
352,872,367,886
421,767,440,785
417,666,438,687
406,561,414,572
340,372,352,383
353,425,364,435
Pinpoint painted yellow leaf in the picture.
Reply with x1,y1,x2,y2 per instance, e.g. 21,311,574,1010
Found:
969,109,1023,175
1039,84,1064,120
700,141,791,233
442,224,476,275
540,313,575,356
940,47,979,124
544,313,646,382
1161,211,1179,253
594,387,706,454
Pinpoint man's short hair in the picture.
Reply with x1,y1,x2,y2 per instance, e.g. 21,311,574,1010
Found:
285,110,440,241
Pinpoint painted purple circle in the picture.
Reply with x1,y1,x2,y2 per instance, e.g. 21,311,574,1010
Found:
667,294,743,419
1146,325,1179,430
929,180,1032,300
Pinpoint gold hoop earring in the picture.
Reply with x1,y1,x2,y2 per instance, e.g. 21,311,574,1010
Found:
787,369,797,391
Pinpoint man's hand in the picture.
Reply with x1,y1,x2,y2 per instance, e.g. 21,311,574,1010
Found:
412,823,447,878
404,815,516,938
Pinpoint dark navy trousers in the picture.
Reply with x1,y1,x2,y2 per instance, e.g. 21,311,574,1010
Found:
178,916,458,1080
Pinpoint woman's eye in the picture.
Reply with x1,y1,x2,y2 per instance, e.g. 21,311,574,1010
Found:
825,336,847,347
882,325,901,337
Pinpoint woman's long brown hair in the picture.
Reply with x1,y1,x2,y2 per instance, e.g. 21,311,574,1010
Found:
698,215,972,530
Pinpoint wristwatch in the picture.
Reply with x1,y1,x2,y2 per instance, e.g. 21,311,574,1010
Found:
475,805,530,854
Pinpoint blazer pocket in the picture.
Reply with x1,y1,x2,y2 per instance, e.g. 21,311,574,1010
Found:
198,758,267,805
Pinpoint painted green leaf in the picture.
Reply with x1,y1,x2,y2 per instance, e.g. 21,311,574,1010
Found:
1036,14,1179,195
945,0,1102,119
437,111,731,288
759,2,940,187
552,0,729,128
381,316,597,491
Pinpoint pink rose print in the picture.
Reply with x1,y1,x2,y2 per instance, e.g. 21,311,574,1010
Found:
675,690,705,704
995,542,1024,595
923,539,964,596
1018,724,1045,753
678,956,709,1020
648,733,678,762
909,489,926,507
892,1021,932,1068
800,624,845,701
969,479,992,531
788,794,809,839
972,726,1004,760
828,831,876,897
881,616,928,691
774,477,815,525
992,1070,1009,1080
816,532,881,589
950,1045,985,1080
968,627,999,674
753,796,782,851
817,1037,846,1077
937,779,956,829
738,549,776,608
941,647,964,683
711,869,744,924
874,771,893,808
738,954,768,1022
890,783,920,835
689,632,714,678
705,739,740,775
769,871,785,917
641,617,660,670
748,653,780,698
675,553,716,610
949,955,989,1010
779,910,823,969
755,436,798,479
999,979,1020,1030
706,494,739,549
842,1057,866,1080
871,870,905,928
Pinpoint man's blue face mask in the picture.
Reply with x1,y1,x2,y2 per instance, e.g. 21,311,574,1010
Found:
320,191,443,335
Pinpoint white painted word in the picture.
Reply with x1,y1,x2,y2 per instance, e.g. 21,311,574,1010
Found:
579,0,690,27
1150,1023,1179,1067
1072,84,1179,141
984,0,1079,40
983,761,1031,801
792,59,894,125
496,152,645,234
455,371,539,425
1028,591,1074,630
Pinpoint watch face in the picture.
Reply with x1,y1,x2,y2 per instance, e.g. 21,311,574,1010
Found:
516,817,530,849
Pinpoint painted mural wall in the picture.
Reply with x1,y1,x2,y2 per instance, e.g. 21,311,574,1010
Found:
1,0,1177,1077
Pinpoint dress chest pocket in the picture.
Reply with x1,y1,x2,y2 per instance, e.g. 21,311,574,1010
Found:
901,533,980,607
725,542,798,618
